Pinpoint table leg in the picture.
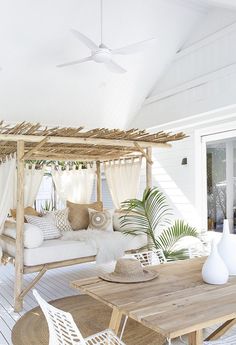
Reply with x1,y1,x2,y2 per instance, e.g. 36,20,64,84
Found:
109,307,123,335
188,330,203,345
205,319,236,341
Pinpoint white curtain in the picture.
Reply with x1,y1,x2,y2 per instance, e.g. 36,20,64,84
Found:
52,165,95,204
0,156,16,234
104,158,142,209
13,164,45,208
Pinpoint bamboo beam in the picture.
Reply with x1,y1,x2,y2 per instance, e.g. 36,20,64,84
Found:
146,147,152,189
96,161,102,202
134,142,153,165
19,267,48,299
14,140,25,312
23,255,97,274
22,136,50,160
0,133,172,149
30,153,142,162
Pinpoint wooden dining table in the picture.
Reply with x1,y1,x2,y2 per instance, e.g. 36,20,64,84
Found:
71,257,236,345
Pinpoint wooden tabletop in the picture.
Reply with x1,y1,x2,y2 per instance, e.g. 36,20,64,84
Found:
71,258,236,339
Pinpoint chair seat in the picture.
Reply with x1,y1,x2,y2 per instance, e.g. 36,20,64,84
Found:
85,329,126,345
204,335,236,345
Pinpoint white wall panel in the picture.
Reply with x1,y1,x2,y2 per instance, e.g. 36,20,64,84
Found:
133,10,236,129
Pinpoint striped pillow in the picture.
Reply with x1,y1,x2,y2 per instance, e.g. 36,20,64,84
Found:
25,215,61,240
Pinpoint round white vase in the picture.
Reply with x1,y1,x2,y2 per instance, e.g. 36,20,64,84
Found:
202,240,229,285
218,219,236,275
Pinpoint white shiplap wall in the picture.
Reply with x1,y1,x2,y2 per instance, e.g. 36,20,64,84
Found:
133,9,236,129
139,131,198,227
133,9,236,230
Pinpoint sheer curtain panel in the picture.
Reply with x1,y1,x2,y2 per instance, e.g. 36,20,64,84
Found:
52,165,95,204
104,158,142,209
0,156,16,233
13,164,45,209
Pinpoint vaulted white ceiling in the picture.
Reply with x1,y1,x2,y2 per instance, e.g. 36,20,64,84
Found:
0,0,230,129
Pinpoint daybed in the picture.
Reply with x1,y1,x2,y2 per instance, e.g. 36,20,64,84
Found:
0,121,186,311
1,228,146,269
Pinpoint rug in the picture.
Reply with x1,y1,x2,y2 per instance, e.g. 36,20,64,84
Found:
12,294,166,345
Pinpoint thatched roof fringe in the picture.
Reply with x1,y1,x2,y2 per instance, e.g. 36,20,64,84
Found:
0,121,187,161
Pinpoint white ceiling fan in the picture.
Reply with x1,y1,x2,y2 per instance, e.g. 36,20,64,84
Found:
57,0,156,73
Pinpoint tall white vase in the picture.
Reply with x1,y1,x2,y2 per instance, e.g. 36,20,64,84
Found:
202,240,229,285
218,219,236,275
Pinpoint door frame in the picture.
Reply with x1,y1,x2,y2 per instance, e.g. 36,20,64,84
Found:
195,122,236,231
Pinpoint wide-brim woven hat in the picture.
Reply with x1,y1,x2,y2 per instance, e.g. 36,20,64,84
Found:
99,258,159,283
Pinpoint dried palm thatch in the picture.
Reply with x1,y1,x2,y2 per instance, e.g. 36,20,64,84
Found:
0,121,187,161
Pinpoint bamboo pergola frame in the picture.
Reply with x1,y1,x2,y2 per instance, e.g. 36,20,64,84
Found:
0,121,187,311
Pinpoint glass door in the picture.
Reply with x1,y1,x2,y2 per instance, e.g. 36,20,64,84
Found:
206,137,236,233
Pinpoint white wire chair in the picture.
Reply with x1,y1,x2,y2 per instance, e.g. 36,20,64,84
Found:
132,249,167,267
33,289,126,345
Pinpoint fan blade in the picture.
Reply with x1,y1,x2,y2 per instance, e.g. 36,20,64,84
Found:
105,60,126,74
112,38,156,55
71,29,99,51
56,56,92,68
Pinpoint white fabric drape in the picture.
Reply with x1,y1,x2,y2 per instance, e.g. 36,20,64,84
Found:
0,156,16,234
13,164,45,208
104,158,142,209
52,166,95,204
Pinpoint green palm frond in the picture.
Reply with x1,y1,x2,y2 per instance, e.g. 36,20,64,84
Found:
120,187,171,237
154,220,198,259
120,187,199,261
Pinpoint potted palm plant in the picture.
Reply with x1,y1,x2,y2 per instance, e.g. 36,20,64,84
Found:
120,187,199,260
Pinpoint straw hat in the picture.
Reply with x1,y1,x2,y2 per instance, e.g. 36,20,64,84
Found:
99,258,159,283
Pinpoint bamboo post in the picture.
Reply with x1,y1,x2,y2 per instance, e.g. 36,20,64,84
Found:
146,147,153,249
96,161,102,202
14,140,25,312
146,147,152,188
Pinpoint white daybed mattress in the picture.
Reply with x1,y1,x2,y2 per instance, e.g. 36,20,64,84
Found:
0,239,97,266
0,233,146,267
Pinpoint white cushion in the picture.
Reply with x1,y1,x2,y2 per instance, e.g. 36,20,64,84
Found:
113,213,121,231
113,212,129,232
25,215,61,240
4,223,43,249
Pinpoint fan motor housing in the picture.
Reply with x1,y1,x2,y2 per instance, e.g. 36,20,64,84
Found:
93,48,111,63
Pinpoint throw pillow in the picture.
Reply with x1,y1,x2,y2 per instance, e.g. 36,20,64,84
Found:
25,215,61,240
48,208,72,232
113,211,133,232
4,223,44,249
11,206,41,222
88,209,114,232
67,200,103,230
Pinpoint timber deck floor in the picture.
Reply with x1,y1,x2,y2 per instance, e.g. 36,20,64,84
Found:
0,262,236,345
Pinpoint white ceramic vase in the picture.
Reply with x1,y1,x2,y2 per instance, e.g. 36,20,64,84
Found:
218,219,236,275
202,239,229,285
